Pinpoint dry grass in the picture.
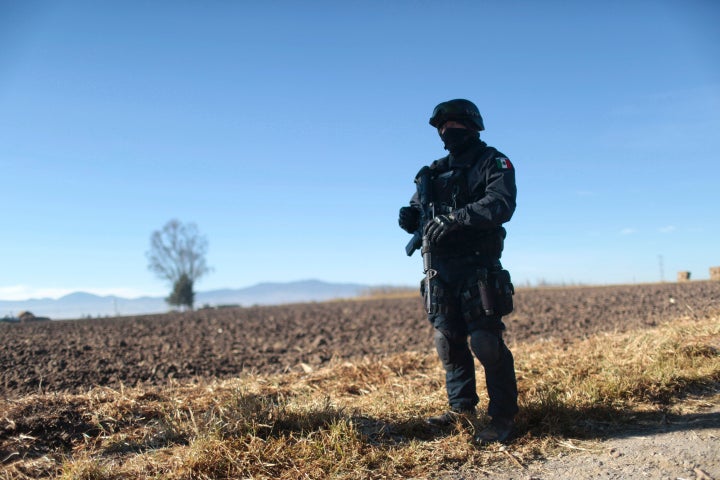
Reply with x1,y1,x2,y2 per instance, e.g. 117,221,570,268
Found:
1,314,718,479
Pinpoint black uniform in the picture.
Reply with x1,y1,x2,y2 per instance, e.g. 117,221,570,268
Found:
406,137,519,420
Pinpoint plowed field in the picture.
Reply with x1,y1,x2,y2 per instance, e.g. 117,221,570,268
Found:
2,281,719,399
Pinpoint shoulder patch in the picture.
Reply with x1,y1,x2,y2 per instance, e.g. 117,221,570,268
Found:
495,157,513,170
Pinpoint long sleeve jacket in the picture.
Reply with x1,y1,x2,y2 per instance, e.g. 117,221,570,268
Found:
409,140,516,258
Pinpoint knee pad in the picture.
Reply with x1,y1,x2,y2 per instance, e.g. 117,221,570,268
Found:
470,329,501,366
434,329,452,366
434,328,467,367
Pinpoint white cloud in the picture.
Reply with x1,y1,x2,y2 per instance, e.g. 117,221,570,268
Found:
575,190,596,197
620,228,638,235
659,225,677,233
0,285,160,301
0,285,70,301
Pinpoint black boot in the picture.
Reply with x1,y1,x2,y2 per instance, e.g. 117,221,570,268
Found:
474,416,514,444
425,407,475,427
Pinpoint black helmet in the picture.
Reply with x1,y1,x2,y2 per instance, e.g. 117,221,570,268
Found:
429,99,484,131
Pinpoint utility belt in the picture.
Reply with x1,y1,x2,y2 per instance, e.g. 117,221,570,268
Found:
420,266,515,322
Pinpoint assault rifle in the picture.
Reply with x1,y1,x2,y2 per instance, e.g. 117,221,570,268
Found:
404,167,440,315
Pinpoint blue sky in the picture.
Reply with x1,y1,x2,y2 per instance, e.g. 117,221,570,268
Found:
1,1,719,301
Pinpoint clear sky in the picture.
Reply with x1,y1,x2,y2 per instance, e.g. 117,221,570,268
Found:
1,1,719,301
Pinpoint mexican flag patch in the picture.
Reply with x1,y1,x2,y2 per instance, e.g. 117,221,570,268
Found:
496,157,513,170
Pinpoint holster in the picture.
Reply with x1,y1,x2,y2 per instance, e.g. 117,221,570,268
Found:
420,276,447,319
460,267,515,322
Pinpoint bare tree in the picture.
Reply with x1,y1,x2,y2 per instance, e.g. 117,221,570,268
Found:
146,219,211,310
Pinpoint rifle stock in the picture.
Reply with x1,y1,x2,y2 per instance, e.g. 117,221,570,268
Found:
405,231,422,256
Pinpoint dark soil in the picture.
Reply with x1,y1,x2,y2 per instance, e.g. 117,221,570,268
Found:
2,281,719,399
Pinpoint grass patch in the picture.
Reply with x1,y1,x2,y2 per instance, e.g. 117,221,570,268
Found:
1,315,718,479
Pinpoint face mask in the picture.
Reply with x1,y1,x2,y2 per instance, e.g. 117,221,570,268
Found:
440,128,476,153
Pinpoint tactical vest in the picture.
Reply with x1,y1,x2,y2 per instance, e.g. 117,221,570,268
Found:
431,167,470,216
426,148,506,259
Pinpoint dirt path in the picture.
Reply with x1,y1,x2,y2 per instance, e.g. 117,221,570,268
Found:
521,407,718,479
440,395,720,480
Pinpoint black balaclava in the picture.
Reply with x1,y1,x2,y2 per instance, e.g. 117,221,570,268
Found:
440,127,480,156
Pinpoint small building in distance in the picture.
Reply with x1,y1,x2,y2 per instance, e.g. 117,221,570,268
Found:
677,271,691,282
710,267,720,281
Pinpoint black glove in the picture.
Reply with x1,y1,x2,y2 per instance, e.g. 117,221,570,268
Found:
424,213,461,245
398,206,420,233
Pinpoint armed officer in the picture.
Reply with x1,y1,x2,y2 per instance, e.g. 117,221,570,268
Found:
398,99,519,444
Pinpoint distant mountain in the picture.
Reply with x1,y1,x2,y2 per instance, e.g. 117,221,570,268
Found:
0,280,371,320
